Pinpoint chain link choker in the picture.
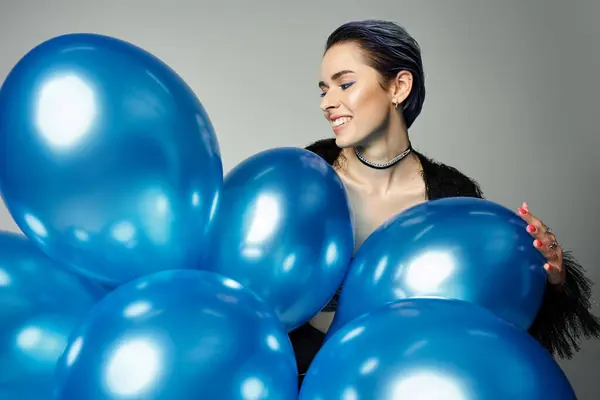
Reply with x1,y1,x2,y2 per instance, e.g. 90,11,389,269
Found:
354,143,413,170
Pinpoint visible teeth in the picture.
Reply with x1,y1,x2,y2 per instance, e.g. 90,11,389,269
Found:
332,117,351,127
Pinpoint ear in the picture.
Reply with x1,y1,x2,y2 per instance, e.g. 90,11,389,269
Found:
390,70,413,106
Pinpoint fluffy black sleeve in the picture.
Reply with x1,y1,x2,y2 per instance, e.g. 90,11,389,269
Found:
309,142,600,358
527,251,600,358
421,153,600,358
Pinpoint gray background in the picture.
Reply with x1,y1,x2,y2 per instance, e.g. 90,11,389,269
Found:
1,0,598,398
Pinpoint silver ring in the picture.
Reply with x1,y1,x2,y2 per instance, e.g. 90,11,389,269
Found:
549,241,558,249
544,226,552,234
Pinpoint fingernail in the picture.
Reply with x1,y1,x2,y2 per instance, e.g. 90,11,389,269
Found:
523,202,529,209
544,263,551,272
518,208,527,215
526,225,537,233
534,239,543,248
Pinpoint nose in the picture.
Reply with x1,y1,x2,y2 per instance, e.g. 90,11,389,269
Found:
319,91,339,112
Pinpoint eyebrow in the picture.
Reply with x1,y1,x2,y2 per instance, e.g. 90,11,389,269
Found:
318,70,355,88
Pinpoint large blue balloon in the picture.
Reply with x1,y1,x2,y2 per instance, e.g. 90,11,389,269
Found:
301,298,575,399
327,197,547,338
54,269,298,399
205,147,354,331
0,231,105,400
0,33,222,287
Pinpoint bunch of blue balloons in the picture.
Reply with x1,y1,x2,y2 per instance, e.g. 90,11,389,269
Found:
0,32,352,399
0,33,576,399
299,197,576,399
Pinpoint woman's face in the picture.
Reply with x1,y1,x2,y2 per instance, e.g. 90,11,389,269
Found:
319,42,393,148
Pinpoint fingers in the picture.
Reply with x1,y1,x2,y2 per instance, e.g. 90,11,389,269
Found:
533,235,561,262
519,201,566,285
519,202,553,243
518,202,546,231
544,262,566,286
527,216,561,261
539,241,565,285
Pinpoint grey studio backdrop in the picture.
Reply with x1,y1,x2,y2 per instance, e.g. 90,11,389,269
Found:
0,0,598,398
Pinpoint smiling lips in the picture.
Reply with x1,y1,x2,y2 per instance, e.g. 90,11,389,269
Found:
330,116,352,132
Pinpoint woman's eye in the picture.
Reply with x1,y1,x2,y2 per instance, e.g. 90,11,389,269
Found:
320,81,355,97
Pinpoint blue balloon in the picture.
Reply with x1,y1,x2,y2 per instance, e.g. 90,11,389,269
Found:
54,269,298,399
0,33,223,287
327,197,547,338
205,147,354,331
301,298,575,399
0,231,105,400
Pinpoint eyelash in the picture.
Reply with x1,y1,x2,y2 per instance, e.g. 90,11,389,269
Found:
320,81,356,97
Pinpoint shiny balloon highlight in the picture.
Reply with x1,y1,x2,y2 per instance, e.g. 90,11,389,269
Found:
205,147,354,331
328,197,547,337
54,269,298,399
0,33,223,287
301,298,576,399
0,231,105,400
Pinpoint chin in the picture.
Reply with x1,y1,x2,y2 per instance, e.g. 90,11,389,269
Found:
334,135,358,149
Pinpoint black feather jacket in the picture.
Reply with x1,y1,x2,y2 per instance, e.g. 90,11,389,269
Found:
292,138,600,369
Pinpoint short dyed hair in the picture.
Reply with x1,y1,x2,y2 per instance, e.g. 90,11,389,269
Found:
325,20,426,128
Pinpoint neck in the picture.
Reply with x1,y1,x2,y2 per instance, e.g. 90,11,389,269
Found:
357,129,411,163
343,128,421,193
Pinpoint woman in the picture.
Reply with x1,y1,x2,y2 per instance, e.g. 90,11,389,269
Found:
290,19,600,384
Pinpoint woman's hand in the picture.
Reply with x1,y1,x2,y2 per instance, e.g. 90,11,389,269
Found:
518,202,566,286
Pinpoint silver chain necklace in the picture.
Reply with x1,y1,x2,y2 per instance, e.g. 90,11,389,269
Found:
354,143,413,170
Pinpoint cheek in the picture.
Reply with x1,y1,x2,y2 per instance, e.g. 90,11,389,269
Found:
345,85,371,111
347,87,388,127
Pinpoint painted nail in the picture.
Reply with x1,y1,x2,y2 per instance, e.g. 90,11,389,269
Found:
526,225,537,233
518,208,527,215
534,239,543,248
